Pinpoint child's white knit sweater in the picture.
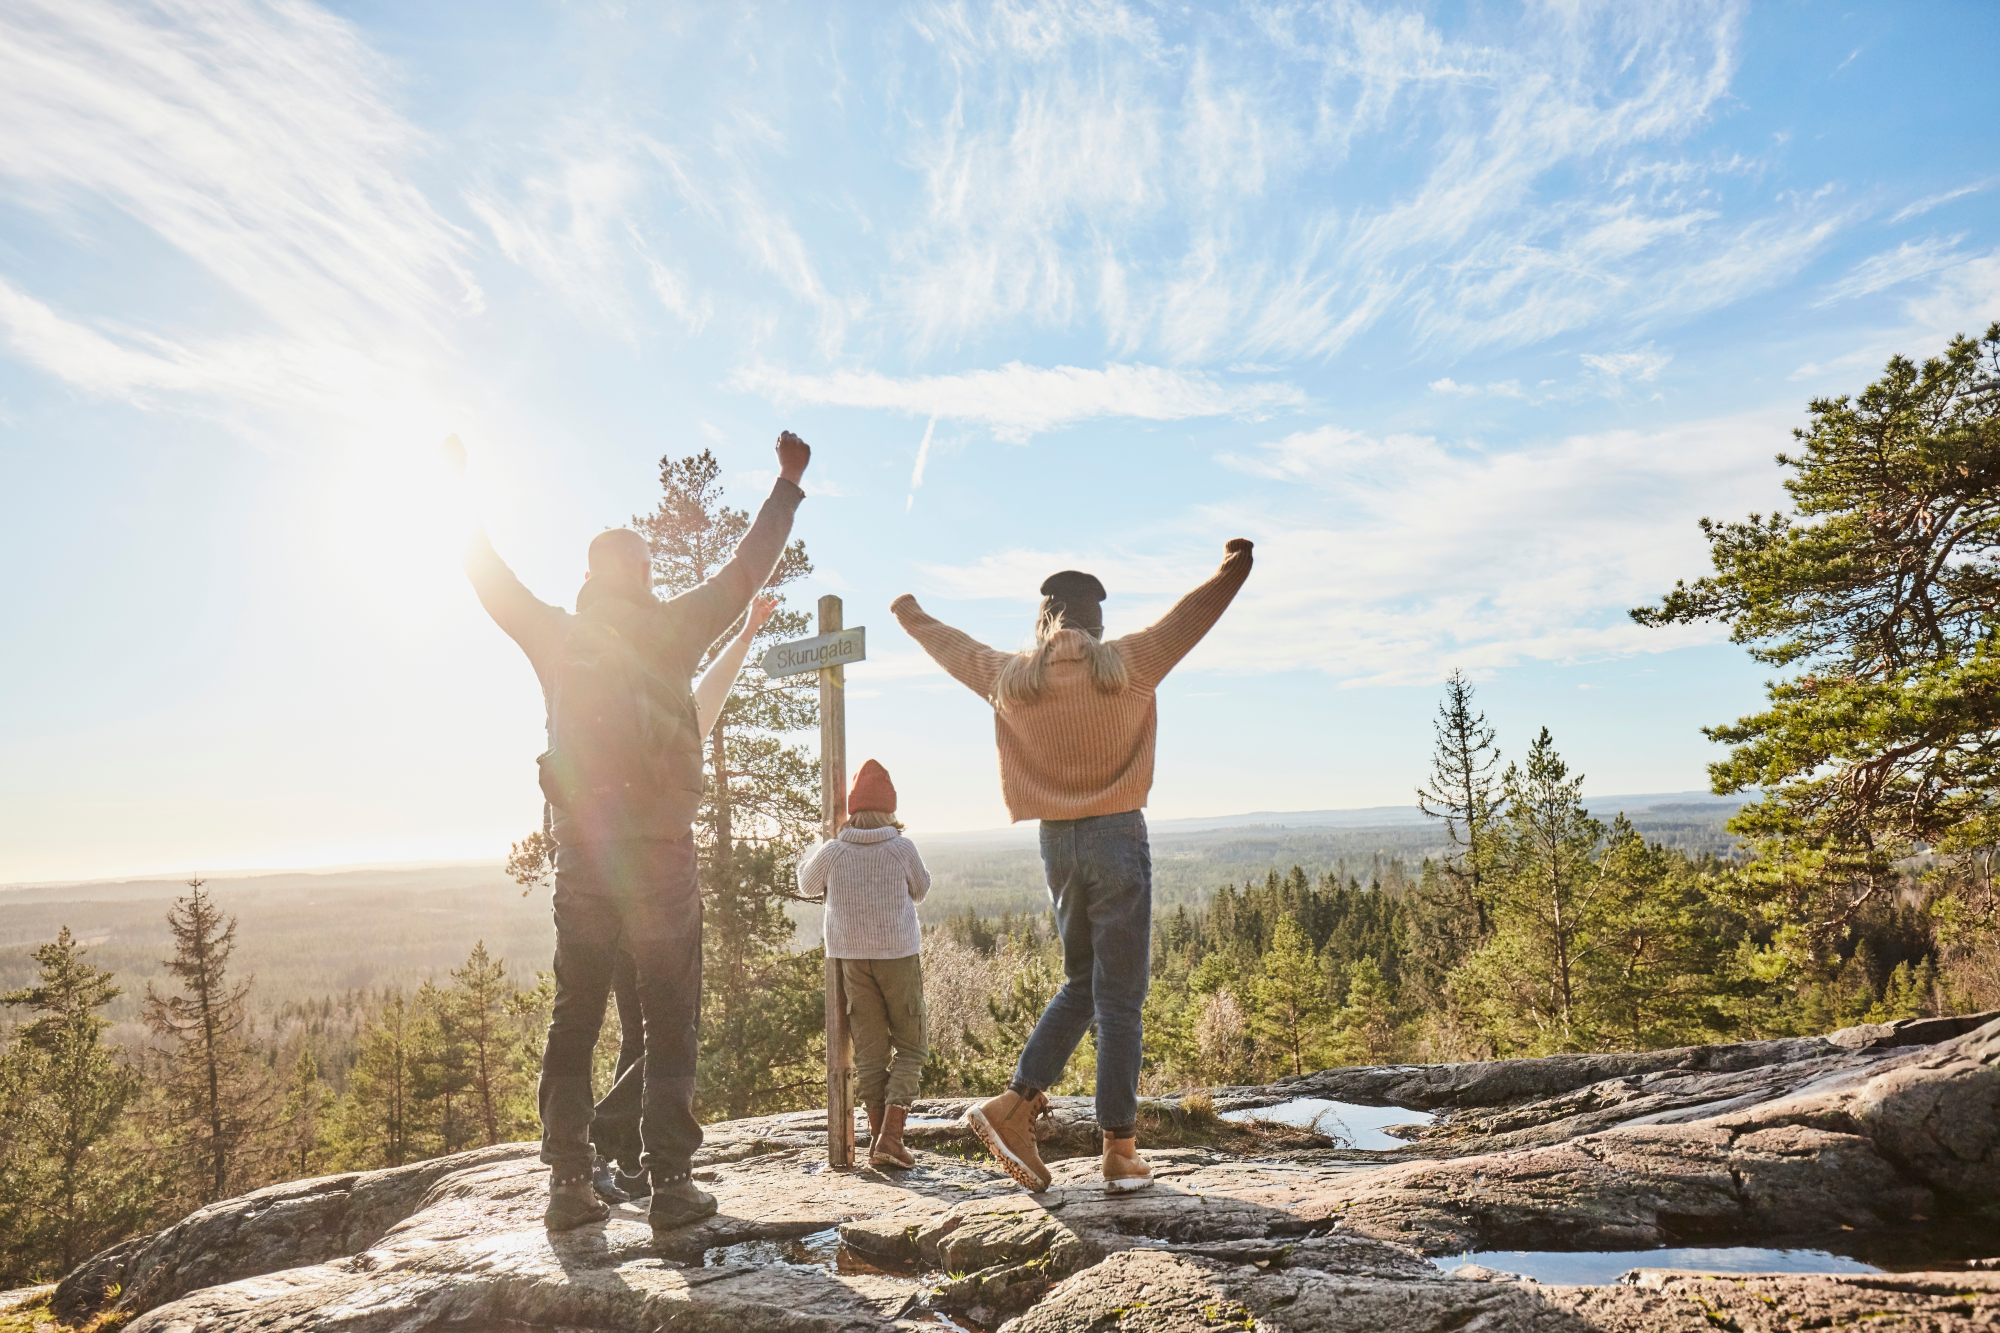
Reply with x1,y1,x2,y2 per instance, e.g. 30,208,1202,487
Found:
797,825,932,959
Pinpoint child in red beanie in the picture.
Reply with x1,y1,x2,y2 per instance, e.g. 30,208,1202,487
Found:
797,759,932,1168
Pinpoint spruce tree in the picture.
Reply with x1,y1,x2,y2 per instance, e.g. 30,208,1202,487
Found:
141,878,270,1208
0,928,153,1284
1411,670,1502,1005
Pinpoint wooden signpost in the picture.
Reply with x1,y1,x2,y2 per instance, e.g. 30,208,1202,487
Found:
763,597,866,1168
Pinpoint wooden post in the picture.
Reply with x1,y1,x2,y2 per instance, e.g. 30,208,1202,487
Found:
819,594,855,1168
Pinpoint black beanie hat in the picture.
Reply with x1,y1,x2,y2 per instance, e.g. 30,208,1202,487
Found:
1040,570,1107,632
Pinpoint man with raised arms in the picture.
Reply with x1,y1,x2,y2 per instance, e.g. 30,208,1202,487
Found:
449,430,810,1235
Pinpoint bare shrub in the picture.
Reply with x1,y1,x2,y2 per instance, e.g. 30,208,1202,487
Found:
1942,939,2000,1013
920,930,999,1075
1194,989,1247,1086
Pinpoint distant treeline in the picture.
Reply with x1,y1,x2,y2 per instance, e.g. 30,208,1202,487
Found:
922,754,1976,1099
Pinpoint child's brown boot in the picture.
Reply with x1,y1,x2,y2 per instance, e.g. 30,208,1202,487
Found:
968,1088,1053,1191
1102,1133,1153,1193
872,1104,916,1168
864,1101,884,1152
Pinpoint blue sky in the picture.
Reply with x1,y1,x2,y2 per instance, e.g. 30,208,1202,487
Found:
2,0,1997,882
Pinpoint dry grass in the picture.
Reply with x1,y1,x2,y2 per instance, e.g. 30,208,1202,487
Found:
1132,1098,1335,1154
0,1288,129,1333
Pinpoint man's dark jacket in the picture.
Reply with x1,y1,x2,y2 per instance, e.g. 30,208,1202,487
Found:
463,479,803,845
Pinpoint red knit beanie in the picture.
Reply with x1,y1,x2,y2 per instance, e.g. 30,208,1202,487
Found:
848,759,897,814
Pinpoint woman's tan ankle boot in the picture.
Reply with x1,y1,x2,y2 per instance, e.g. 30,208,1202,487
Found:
1102,1133,1153,1192
871,1104,916,1168
968,1088,1053,1191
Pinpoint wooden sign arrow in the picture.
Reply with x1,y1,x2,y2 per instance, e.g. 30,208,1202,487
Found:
762,626,866,678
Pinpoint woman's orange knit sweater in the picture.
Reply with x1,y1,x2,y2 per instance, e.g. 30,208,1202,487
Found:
891,541,1253,822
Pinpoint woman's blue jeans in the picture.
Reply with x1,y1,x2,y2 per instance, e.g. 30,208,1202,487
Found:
1014,810,1152,1133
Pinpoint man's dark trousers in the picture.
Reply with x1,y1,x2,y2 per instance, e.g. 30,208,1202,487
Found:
539,836,703,1181
589,953,645,1170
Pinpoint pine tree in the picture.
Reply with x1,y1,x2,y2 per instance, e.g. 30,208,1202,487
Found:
276,1048,334,1179
505,829,556,897
633,449,819,852
1331,958,1401,1063
1633,325,2000,957
633,450,827,1117
1250,917,1333,1078
1451,730,1611,1053
450,941,522,1146
339,992,419,1168
141,878,270,1208
1587,818,1739,1049
0,928,153,1284
411,980,472,1156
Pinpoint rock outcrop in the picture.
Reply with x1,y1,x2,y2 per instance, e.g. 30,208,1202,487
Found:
47,1014,2000,1331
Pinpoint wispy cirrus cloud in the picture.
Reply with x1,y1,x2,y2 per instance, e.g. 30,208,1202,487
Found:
883,0,1820,363
0,0,470,426
1888,178,1996,225
1194,412,1785,686
1581,345,1673,386
1818,236,1967,305
464,126,712,341
729,361,1304,442
921,408,1787,685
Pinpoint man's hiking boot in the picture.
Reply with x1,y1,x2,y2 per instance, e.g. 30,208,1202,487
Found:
968,1088,1052,1191
872,1104,916,1169
614,1164,650,1199
590,1154,630,1205
648,1176,719,1232
1102,1134,1153,1193
544,1167,609,1231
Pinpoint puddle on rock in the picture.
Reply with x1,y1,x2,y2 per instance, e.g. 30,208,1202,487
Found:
704,1226,845,1269
1432,1221,2000,1285
1219,1098,1434,1150
701,1226,939,1276
1433,1247,1883,1286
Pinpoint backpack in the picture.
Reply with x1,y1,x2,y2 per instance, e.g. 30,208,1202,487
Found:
535,613,698,816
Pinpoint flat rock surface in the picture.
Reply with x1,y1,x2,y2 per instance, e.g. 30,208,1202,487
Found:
50,1014,2000,1331
1012,1250,2000,1332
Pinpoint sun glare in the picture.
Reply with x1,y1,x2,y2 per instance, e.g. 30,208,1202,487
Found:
314,436,484,625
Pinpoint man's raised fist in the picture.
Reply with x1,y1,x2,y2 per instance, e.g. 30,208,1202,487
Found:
776,430,811,484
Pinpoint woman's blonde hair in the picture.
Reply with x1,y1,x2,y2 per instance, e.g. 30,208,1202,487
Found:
845,808,904,831
992,601,1129,710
